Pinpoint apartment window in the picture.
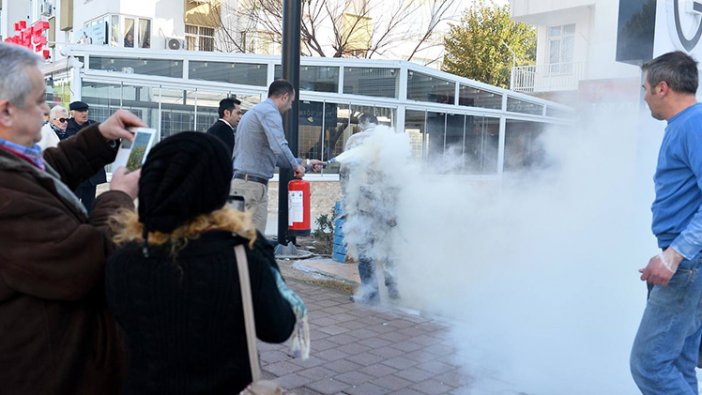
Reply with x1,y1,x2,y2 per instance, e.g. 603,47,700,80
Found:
87,14,150,48
110,15,119,46
139,19,151,48
185,25,214,52
548,24,575,74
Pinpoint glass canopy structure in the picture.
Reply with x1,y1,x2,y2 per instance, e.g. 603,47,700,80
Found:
42,45,571,177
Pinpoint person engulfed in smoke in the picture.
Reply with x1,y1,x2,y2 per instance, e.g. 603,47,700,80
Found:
340,113,400,304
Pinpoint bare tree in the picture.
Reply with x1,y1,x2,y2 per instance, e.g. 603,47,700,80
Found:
206,0,459,61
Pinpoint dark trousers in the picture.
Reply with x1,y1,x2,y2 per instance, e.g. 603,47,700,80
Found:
358,256,398,295
75,181,96,213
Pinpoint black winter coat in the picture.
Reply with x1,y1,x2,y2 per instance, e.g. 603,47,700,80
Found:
66,118,106,185
206,119,235,156
106,231,296,394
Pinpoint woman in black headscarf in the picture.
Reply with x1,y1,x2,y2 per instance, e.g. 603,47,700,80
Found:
106,132,305,394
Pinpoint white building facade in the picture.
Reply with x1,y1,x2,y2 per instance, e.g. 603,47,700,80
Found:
1,0,570,179
509,0,641,103
0,0,473,67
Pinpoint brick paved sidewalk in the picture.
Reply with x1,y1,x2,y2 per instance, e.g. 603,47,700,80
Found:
258,279,472,395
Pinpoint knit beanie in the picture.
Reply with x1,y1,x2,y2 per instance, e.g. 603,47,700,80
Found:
138,131,232,234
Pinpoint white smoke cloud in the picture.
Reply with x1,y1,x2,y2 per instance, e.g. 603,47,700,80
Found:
341,103,669,393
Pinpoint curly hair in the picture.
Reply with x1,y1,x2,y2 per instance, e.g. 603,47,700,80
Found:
109,207,257,256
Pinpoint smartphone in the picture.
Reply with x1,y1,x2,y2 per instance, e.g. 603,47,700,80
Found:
228,195,245,211
113,127,157,171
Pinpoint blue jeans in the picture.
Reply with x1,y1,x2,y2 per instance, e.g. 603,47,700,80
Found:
631,255,702,394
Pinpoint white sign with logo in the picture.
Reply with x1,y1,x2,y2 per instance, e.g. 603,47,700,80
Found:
655,0,702,58
75,22,107,45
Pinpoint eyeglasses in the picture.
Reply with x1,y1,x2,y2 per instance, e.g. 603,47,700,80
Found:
54,118,68,123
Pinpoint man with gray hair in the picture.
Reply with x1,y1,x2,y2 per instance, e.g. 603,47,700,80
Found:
630,50,702,394
38,104,67,149
0,43,145,394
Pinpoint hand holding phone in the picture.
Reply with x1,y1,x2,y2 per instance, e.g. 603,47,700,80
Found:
113,127,157,171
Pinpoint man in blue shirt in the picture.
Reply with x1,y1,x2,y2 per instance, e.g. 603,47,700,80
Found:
631,51,702,394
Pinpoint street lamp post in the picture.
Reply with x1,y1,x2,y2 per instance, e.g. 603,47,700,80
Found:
276,0,301,253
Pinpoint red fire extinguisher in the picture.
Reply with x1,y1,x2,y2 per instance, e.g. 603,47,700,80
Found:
288,178,311,236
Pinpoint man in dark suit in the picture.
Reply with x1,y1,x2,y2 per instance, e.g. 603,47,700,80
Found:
206,97,242,155
65,101,103,212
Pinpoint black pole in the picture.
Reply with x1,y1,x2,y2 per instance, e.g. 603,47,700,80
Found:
278,0,301,247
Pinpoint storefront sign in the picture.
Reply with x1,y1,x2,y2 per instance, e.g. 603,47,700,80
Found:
4,20,50,59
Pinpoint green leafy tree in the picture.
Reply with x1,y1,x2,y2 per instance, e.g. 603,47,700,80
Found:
442,1,536,88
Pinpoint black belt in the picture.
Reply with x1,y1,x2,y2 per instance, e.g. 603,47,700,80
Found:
234,173,268,186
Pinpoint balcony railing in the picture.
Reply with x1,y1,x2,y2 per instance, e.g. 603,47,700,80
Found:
510,62,585,93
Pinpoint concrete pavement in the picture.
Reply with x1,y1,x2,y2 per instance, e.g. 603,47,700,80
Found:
258,278,472,394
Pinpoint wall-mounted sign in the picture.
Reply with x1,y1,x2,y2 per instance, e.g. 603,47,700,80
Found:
652,0,702,60
617,0,702,65
76,22,108,45
4,20,50,59
666,0,702,52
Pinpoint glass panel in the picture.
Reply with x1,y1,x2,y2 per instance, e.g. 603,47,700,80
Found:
504,119,547,172
235,93,262,112
407,71,455,104
110,15,120,47
189,61,267,86
445,113,464,157
404,110,426,160
549,26,561,37
110,85,159,145
343,67,398,98
139,19,151,48
336,104,397,170
562,36,574,66
546,106,572,119
349,104,394,129
464,116,499,174
274,65,340,92
124,18,135,47
159,88,195,140
316,102,350,174
425,111,445,160
81,81,121,121
549,39,560,66
324,103,352,164
506,97,544,115
298,100,324,162
200,27,214,51
45,73,71,109
322,102,345,162
564,24,576,34
459,85,502,109
89,57,183,78
192,90,222,132
186,36,197,51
